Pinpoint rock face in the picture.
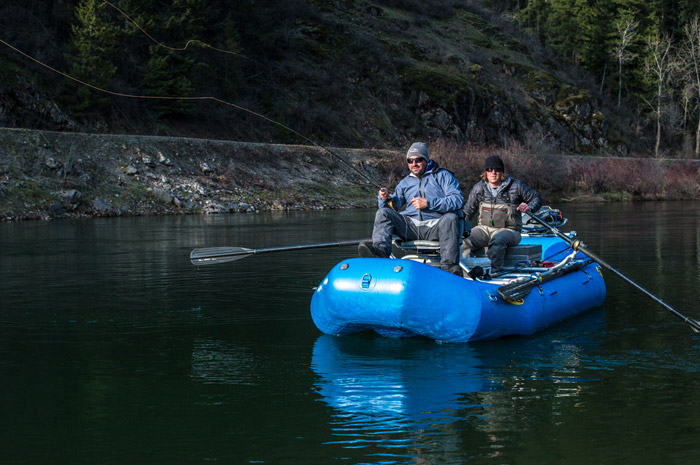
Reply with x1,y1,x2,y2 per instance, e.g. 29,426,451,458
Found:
0,3,633,156
0,128,396,221
0,76,78,131
409,66,621,155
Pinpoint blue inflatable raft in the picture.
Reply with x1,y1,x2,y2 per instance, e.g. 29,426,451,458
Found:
310,234,606,343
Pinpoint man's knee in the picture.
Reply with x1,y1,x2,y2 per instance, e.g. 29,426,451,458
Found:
468,226,489,247
440,212,458,224
375,207,394,221
437,212,459,233
490,230,519,247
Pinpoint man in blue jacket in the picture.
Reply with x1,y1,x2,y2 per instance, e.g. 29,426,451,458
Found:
359,142,464,276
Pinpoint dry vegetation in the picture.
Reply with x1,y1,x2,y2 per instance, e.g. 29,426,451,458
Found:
431,140,700,202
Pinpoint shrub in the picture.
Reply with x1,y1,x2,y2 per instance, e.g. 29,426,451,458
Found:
431,140,700,201
430,139,568,200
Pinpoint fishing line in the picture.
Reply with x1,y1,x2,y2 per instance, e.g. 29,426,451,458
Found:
0,38,382,189
102,2,382,188
102,1,252,59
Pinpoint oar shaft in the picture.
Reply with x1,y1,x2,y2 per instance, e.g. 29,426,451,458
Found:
249,240,367,256
190,239,368,265
528,213,700,332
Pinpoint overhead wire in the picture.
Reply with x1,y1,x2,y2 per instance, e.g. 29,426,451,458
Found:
0,4,384,189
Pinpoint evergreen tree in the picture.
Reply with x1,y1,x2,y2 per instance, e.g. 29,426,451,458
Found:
544,0,585,63
575,0,609,71
143,47,196,118
67,0,119,113
516,0,551,46
139,0,206,119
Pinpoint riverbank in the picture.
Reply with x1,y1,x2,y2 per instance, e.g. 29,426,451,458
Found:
3,128,700,221
0,128,398,221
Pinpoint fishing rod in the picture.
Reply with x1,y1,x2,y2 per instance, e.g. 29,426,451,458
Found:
98,1,383,188
102,1,250,57
527,213,700,333
0,38,383,190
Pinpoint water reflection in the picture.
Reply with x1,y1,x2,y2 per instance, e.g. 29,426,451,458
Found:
310,335,488,462
310,310,607,462
313,335,494,422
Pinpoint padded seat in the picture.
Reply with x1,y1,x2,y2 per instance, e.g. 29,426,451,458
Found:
392,239,442,267
393,239,441,253
473,244,542,268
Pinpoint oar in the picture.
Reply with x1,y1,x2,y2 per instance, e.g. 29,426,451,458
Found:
497,260,588,302
527,213,700,333
190,239,369,266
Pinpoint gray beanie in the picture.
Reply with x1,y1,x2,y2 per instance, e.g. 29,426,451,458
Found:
406,142,429,162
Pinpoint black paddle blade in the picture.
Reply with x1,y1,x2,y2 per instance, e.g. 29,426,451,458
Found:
190,247,253,265
497,278,538,301
497,261,588,303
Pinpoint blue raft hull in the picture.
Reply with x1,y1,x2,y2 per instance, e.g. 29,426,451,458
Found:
310,240,606,342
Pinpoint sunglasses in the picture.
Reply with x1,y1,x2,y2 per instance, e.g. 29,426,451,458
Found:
407,158,425,165
486,168,502,173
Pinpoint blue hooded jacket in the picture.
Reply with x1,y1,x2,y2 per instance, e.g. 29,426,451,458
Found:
378,161,464,221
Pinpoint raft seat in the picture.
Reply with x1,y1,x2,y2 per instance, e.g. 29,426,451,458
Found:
392,239,486,277
473,244,543,268
392,239,443,267
393,239,441,253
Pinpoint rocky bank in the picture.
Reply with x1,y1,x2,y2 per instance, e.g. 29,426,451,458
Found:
0,128,400,221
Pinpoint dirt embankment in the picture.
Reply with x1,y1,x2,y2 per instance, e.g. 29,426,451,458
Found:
0,128,399,221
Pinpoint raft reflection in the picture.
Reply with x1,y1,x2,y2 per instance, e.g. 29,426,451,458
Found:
311,335,497,453
310,310,605,461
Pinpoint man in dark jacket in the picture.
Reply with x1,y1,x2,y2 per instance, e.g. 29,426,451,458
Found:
358,142,464,275
462,155,541,274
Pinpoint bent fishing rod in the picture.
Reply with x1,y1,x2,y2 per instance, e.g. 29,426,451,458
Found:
528,213,700,333
0,38,384,190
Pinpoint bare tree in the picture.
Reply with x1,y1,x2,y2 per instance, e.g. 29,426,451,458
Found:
612,18,638,108
681,83,694,135
646,33,674,157
681,17,700,157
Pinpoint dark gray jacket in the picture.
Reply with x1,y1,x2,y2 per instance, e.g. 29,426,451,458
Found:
463,176,541,232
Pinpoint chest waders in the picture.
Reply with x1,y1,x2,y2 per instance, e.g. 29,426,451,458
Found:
478,192,522,231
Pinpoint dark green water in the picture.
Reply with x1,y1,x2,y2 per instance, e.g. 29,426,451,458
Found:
1,203,700,464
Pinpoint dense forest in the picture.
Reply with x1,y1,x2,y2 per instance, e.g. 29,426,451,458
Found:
2,0,700,157
492,0,700,157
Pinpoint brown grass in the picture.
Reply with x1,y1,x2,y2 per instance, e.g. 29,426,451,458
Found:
429,139,700,201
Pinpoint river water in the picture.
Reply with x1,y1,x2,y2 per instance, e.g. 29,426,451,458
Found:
1,203,700,464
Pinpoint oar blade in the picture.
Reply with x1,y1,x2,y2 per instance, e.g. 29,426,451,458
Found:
497,279,536,301
190,247,253,266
